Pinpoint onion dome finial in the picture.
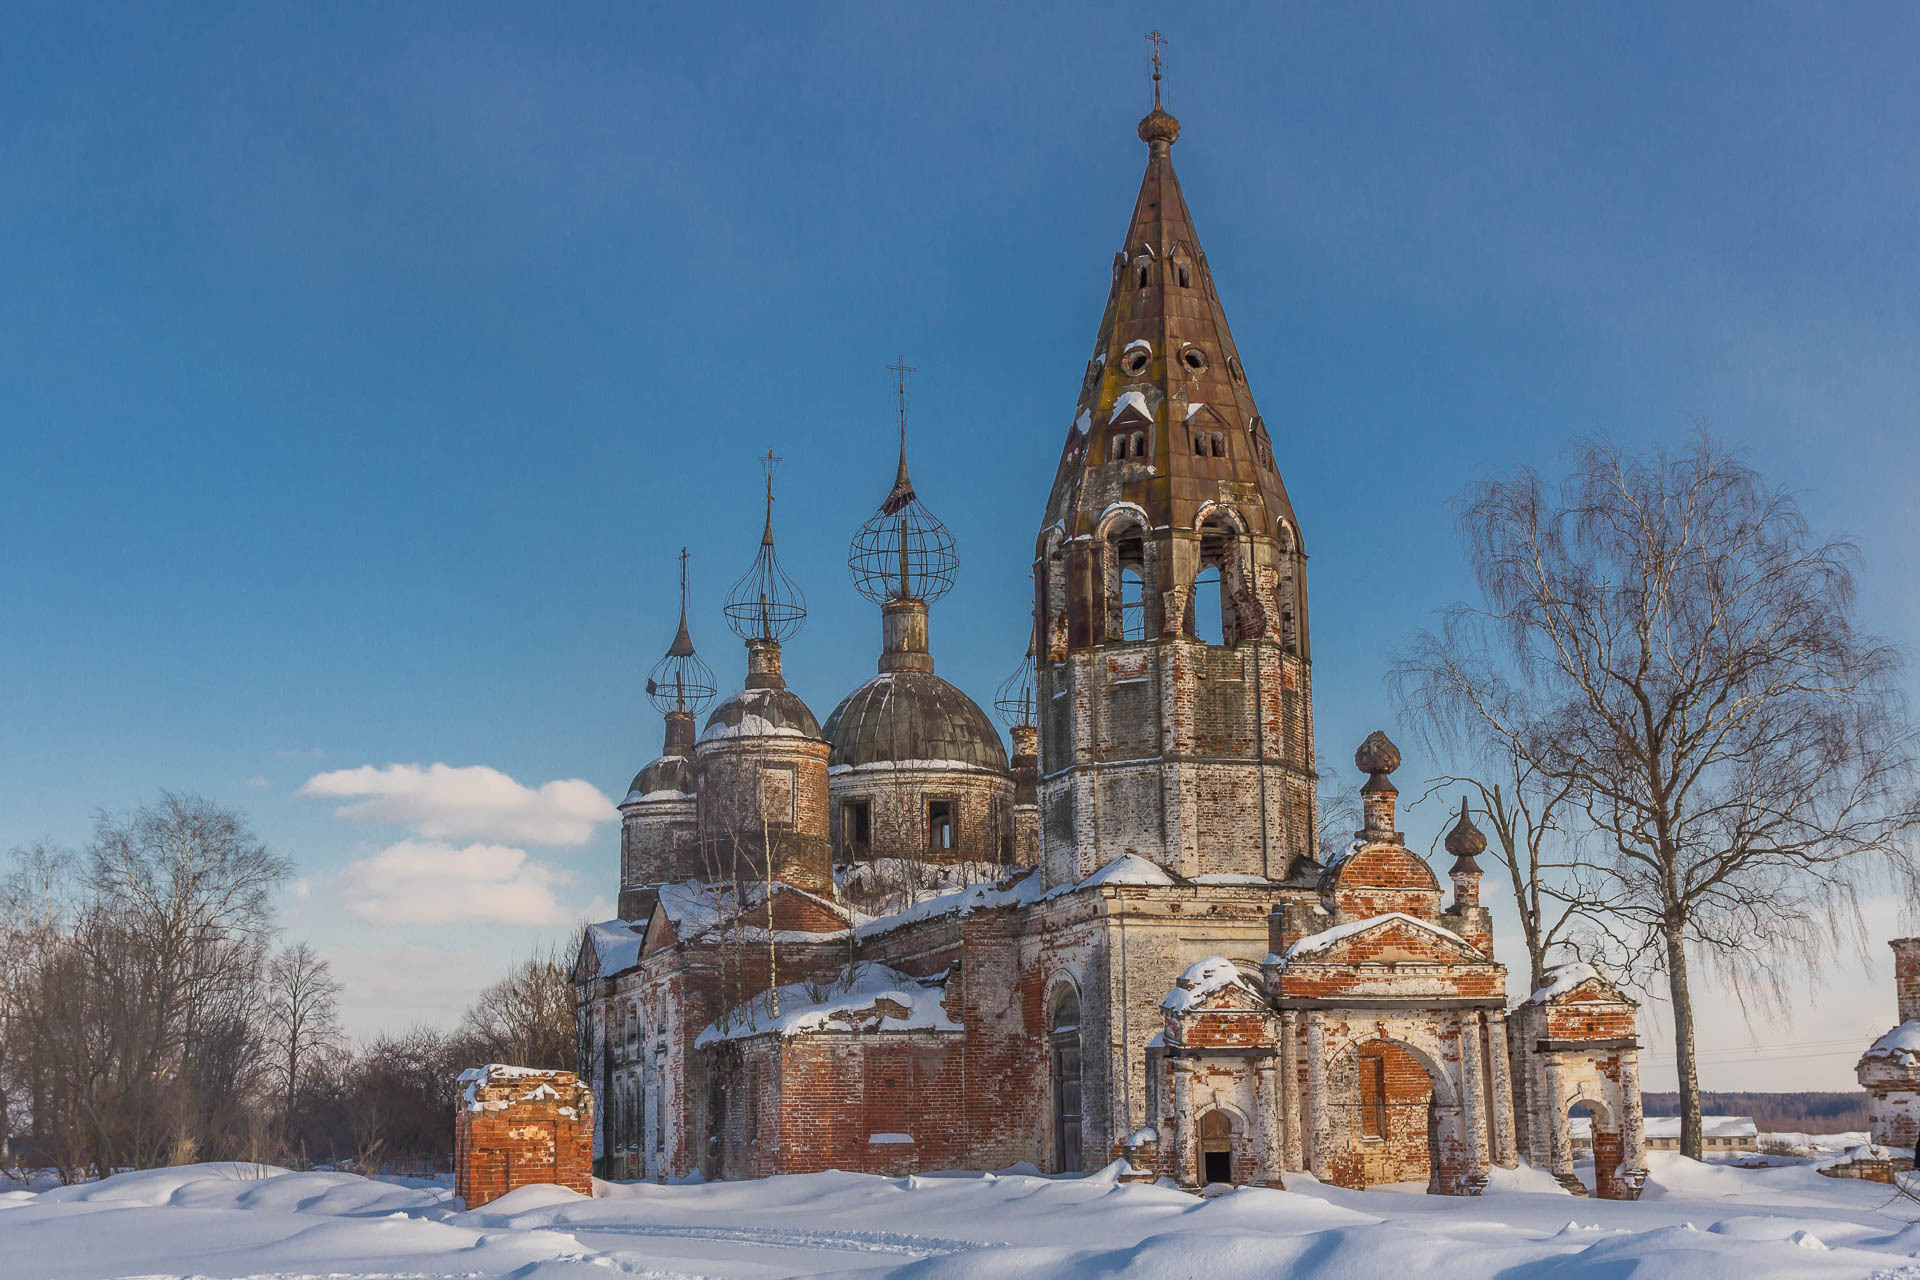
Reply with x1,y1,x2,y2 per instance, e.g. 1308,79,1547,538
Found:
1445,797,1488,873
646,547,717,717
849,357,957,605
1137,29,1180,148
724,451,807,642
1354,730,1401,778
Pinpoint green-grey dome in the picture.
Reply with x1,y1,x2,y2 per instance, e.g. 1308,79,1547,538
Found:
823,671,1009,772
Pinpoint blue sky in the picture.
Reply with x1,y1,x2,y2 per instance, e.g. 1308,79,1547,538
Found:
3,3,1917,1088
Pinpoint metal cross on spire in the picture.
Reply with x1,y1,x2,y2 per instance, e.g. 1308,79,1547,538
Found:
1146,29,1167,107
887,355,916,455
758,448,783,544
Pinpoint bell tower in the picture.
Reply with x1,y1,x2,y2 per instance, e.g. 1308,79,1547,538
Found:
1032,83,1316,886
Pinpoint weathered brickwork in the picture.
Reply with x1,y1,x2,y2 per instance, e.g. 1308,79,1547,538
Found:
453,1067,594,1208
1856,937,1920,1148
566,97,1651,1204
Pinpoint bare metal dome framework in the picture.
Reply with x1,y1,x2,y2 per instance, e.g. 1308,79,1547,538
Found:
994,646,1037,731
646,547,717,717
724,453,808,642
848,358,957,605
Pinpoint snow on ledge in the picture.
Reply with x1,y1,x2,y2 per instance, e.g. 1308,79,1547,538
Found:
695,962,959,1047
1162,956,1258,1014
1110,390,1151,423
1080,853,1175,889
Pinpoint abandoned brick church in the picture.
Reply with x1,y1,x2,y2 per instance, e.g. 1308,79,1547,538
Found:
572,92,1648,1197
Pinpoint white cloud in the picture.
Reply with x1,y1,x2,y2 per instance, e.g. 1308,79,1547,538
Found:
340,840,575,927
299,762,616,846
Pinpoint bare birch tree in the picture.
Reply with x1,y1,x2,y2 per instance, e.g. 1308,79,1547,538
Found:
1394,434,1920,1159
262,943,342,1137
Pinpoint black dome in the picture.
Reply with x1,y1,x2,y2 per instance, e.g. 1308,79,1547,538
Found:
823,671,1009,772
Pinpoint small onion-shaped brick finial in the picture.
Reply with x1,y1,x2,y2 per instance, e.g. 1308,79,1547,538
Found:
1445,797,1487,869
1354,730,1401,777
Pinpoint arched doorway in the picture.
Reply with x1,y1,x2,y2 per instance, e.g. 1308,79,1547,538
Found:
1050,986,1082,1174
1332,1038,1454,1191
1567,1097,1622,1198
1199,1110,1234,1185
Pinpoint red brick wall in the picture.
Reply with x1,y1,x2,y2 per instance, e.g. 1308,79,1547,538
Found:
1893,938,1920,1024
454,1071,594,1208
1326,1040,1433,1189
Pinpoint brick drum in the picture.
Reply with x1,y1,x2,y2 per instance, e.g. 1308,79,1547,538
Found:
453,1066,594,1209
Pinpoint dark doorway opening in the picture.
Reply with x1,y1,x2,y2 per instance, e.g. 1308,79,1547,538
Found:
1203,1149,1232,1184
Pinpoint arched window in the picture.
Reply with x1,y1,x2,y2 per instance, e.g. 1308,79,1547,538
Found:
1190,567,1224,645
1130,431,1145,458
1119,568,1145,640
1051,987,1083,1174
1178,264,1192,288
1210,431,1227,458
1136,265,1149,289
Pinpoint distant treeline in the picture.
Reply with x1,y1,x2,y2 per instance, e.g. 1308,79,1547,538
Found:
1639,1091,1869,1133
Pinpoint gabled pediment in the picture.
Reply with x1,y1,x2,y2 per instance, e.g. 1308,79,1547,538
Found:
1285,912,1486,967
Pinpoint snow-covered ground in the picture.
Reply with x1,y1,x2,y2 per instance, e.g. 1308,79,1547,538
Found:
5,1155,1920,1279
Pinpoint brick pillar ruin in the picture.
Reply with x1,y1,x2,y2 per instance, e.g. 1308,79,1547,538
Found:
454,1066,595,1209
1857,937,1920,1148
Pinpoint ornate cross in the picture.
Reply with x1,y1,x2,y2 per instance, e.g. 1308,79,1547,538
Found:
1146,29,1167,106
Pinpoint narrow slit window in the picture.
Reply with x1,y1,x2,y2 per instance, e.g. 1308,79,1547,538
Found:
1178,265,1191,288
1136,266,1149,288
1131,432,1145,458
1211,431,1227,458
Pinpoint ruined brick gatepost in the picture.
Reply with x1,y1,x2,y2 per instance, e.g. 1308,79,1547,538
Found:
1509,964,1646,1199
454,1065,594,1208
1857,936,1920,1147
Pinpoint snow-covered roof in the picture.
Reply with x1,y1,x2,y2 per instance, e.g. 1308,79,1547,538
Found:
1864,1019,1920,1065
583,919,646,978
1278,912,1471,964
622,788,694,805
853,867,1050,940
1646,1116,1757,1140
1523,961,1612,1005
695,962,960,1046
1161,956,1261,1014
1184,401,1204,420
1080,853,1175,888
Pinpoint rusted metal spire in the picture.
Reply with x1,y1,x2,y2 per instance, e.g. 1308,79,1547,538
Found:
668,547,696,657
882,356,917,516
